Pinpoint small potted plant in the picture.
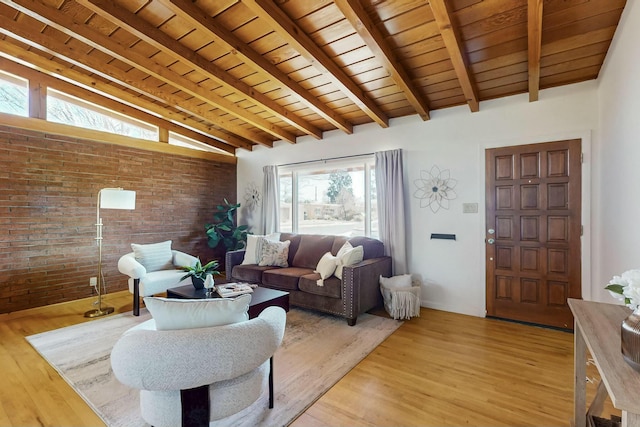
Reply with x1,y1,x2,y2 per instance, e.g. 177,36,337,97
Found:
180,259,221,289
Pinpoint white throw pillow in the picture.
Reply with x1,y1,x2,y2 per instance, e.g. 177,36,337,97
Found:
242,233,281,265
131,241,173,272
315,252,337,277
143,294,251,331
258,238,290,267
379,274,413,289
334,244,364,280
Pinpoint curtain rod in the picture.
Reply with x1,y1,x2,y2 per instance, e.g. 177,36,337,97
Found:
278,152,374,167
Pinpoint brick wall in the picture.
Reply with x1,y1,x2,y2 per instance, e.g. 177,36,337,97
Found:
0,125,237,313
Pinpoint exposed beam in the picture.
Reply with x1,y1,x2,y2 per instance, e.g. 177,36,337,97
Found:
162,0,353,135
1,0,291,145
334,0,430,121
77,0,322,141
528,0,543,102
0,32,254,151
429,0,480,112
241,0,390,128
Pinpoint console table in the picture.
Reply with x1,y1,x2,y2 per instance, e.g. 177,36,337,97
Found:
568,299,640,427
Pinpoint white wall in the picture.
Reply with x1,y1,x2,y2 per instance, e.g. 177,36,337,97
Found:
594,1,640,303
237,80,599,317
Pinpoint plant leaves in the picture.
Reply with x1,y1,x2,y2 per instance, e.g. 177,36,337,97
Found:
605,284,625,294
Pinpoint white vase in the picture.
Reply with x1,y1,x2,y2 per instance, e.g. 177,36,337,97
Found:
621,306,640,372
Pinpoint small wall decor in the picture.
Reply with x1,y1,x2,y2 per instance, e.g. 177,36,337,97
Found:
413,165,457,213
243,181,261,211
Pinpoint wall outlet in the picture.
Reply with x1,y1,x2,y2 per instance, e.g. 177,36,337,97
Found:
89,277,97,287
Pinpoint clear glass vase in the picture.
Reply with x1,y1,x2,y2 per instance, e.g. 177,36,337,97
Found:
621,306,640,372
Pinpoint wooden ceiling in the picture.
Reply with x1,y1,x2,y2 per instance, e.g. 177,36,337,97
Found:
0,0,627,154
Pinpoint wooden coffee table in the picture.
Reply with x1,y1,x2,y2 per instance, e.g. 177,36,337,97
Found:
166,283,289,319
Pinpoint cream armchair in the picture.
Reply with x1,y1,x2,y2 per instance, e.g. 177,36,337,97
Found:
110,306,287,427
118,248,198,315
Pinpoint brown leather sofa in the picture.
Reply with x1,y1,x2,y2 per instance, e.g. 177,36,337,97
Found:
225,233,392,325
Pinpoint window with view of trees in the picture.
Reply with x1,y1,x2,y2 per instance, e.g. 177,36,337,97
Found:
278,157,377,238
47,89,158,141
0,70,28,117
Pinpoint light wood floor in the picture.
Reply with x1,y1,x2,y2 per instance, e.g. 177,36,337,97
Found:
0,291,618,426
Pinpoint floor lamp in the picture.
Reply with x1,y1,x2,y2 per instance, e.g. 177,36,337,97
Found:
85,188,136,318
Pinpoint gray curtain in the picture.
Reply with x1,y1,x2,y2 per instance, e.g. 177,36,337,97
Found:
375,149,408,275
261,165,280,234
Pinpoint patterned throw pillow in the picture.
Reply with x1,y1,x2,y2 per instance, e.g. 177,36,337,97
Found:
257,238,290,267
131,240,173,272
242,233,281,265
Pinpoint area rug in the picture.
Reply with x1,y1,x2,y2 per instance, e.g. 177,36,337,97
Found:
27,307,401,427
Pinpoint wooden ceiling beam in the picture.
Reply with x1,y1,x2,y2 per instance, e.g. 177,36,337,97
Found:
1,0,290,145
77,0,321,141
528,0,543,102
0,17,257,150
334,0,430,121
162,0,354,135
241,0,390,128
429,0,480,112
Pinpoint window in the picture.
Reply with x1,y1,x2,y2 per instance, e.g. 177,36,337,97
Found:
279,156,377,238
0,70,28,117
47,89,158,141
168,132,228,155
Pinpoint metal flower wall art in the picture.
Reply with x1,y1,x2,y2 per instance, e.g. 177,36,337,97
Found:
243,182,261,211
413,165,458,213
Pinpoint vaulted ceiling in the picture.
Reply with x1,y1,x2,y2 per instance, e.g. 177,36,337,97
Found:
0,0,627,154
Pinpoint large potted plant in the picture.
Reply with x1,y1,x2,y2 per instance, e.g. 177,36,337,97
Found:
180,259,221,289
205,199,248,251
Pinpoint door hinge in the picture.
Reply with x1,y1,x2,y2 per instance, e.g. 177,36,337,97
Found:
581,225,584,236
581,152,584,163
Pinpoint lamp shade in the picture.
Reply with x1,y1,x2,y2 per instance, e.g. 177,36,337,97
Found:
99,188,136,210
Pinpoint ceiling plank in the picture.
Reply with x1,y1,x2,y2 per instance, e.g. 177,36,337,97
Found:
429,0,480,112
77,0,323,141
0,17,258,150
528,0,543,102
241,0,390,128
334,0,430,121
162,0,354,135
1,0,292,145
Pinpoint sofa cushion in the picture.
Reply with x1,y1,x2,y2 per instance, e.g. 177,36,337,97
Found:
292,235,336,269
279,233,302,266
331,236,349,255
299,274,342,299
131,241,173,272
262,267,313,291
231,264,275,284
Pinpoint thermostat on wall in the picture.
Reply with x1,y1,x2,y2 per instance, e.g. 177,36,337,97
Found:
463,203,478,213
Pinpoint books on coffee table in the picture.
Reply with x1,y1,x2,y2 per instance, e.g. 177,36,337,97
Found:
216,283,255,298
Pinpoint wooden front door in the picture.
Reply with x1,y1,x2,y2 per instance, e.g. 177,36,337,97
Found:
485,139,582,329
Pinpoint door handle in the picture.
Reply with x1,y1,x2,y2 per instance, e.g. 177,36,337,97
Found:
487,238,495,245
